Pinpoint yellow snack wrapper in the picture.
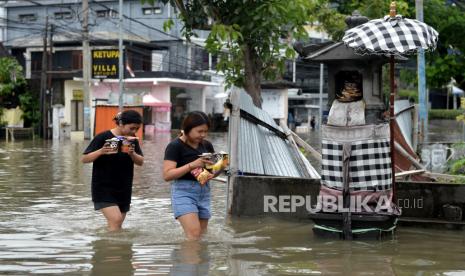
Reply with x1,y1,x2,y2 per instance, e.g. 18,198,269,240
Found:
191,152,229,185
190,167,214,185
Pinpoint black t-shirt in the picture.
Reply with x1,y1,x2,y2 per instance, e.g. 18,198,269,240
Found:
83,130,143,205
164,137,215,181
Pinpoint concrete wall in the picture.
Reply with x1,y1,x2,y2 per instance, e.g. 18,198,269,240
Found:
230,176,465,223
230,176,320,219
396,181,465,219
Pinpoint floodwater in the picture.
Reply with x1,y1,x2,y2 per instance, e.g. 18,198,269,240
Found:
1,132,465,275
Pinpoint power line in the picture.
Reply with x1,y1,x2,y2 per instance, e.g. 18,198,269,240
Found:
92,1,182,41
2,1,221,76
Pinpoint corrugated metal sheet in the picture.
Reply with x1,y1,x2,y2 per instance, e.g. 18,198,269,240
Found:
394,100,414,151
233,89,318,178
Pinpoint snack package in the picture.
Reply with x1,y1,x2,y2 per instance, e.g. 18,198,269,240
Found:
105,136,138,154
205,152,229,174
190,167,214,185
105,137,121,153
120,136,138,153
191,151,229,185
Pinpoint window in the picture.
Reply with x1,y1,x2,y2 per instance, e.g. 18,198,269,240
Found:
54,12,72,20
142,8,152,15
96,9,118,18
152,50,168,71
142,7,162,15
19,14,37,23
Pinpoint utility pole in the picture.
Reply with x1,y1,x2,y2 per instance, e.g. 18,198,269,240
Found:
319,63,324,129
82,0,91,139
416,0,428,143
45,23,54,139
118,0,124,111
39,16,48,138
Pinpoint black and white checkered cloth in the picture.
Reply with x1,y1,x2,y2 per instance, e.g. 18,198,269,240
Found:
322,139,392,192
342,15,438,56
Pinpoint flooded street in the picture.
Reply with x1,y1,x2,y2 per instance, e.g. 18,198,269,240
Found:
1,132,465,275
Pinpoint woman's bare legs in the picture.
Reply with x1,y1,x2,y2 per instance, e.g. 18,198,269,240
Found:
101,206,126,231
178,213,209,240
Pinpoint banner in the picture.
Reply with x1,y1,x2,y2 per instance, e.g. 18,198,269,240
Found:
92,49,119,79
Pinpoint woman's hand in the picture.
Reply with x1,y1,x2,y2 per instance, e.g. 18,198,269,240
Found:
100,143,117,155
127,144,135,156
189,157,213,169
127,144,143,166
82,143,115,163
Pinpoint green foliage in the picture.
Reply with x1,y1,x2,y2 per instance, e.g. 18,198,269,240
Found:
398,89,418,103
0,57,39,127
428,109,463,120
143,0,316,101
162,18,174,33
0,108,5,127
19,90,40,128
446,143,465,180
330,0,412,17
323,1,465,93
317,0,402,41
450,158,465,175
314,1,347,41
423,0,465,90
400,68,417,89
0,57,27,126
0,57,26,97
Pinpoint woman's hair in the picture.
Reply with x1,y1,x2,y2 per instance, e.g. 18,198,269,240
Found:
181,111,210,134
114,110,142,125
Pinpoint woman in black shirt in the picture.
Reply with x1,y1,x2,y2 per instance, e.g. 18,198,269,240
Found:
163,111,217,240
82,110,144,231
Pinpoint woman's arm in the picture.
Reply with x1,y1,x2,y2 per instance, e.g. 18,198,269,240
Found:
81,142,117,163
81,149,104,163
163,158,213,182
128,150,144,166
163,160,192,182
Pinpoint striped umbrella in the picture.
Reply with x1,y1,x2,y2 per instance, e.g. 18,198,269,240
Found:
342,16,438,56
341,2,438,199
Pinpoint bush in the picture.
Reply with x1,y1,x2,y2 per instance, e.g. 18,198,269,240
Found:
19,90,40,128
398,89,418,103
428,109,463,120
450,158,465,176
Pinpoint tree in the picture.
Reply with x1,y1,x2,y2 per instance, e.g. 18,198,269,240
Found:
320,0,465,92
317,0,412,41
423,0,465,91
0,57,39,127
0,57,25,126
144,0,316,107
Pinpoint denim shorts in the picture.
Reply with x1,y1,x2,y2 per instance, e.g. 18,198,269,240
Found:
171,179,211,220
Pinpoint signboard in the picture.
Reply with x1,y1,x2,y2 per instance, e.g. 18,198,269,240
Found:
92,49,119,79
461,97,465,109
72,89,83,101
